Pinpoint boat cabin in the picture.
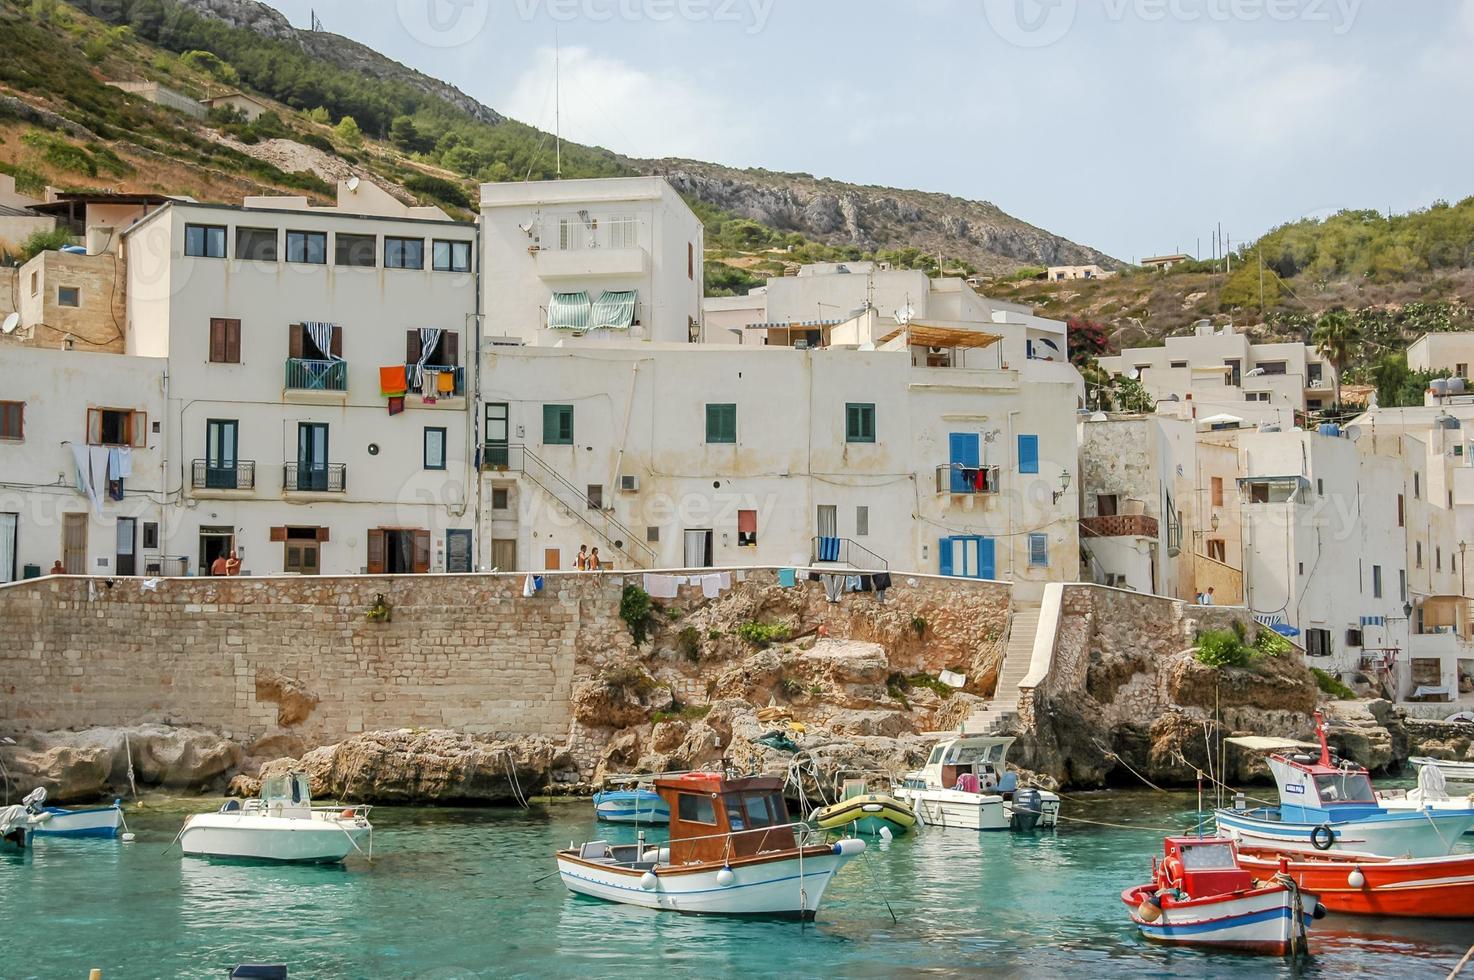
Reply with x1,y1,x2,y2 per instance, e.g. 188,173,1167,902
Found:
1157,837,1255,899
1268,753,1379,820
654,773,796,863
904,735,1019,794
259,773,314,819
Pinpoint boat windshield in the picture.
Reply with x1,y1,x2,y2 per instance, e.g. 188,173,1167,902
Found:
260,773,310,804
945,741,1008,766
724,792,786,831
1314,771,1375,804
1179,842,1236,870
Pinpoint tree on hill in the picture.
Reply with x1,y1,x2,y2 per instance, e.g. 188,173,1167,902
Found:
334,115,363,148
1313,309,1362,411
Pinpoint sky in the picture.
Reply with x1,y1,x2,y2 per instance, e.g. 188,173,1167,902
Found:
258,0,1474,262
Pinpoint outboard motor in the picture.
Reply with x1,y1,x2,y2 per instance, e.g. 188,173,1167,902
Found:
22,787,46,816
1011,788,1043,832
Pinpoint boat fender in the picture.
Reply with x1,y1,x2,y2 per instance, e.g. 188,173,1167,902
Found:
1312,902,1328,920
1310,824,1336,851
716,866,735,888
832,839,867,857
639,872,658,891
1347,867,1367,889
1136,895,1163,923
879,826,893,843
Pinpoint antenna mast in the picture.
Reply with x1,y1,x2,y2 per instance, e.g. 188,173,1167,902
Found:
554,30,562,179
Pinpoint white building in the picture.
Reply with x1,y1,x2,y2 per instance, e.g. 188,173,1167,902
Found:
1046,264,1115,282
1408,331,1474,382
122,180,479,575
1100,320,1335,426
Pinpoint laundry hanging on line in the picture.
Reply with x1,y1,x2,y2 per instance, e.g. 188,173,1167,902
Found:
701,572,731,599
643,573,682,599
823,574,845,604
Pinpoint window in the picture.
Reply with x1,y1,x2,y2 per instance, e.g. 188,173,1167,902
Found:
1437,547,1442,572
185,224,227,258
1459,363,1470,379
1397,494,1405,527
543,404,574,445
1097,494,1119,517
1028,532,1049,567
0,401,22,441
87,408,146,447
1170,360,1188,369
1259,361,1288,375
406,330,459,368
558,217,576,250
286,230,327,265
57,286,80,308
433,240,472,273
288,322,342,361
688,241,695,280
385,236,424,270
334,233,376,267
608,215,637,249
1372,565,1383,599
738,509,758,547
586,485,603,511
142,522,159,549
705,403,737,444
677,793,716,824
1018,434,1040,474
856,506,869,537
1307,400,1324,411
492,488,510,511
1307,363,1324,384
1414,472,1421,499
29,271,38,296
1210,477,1224,507
646,526,660,543
846,403,876,444
209,318,241,364
1417,541,1423,569
424,427,447,470
1305,628,1332,658
1399,569,1407,602
236,227,278,261
1299,562,1305,576
1316,478,1324,497
1207,539,1227,562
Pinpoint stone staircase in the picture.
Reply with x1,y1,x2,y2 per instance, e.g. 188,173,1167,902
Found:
963,604,1040,734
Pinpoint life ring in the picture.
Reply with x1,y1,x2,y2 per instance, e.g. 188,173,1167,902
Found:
1161,855,1185,888
1310,824,1336,851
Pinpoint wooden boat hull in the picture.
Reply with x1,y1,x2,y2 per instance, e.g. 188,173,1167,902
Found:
813,794,916,836
180,813,371,864
31,804,123,839
1238,847,1474,919
1123,883,1317,955
557,841,864,918
593,790,670,825
1215,806,1474,858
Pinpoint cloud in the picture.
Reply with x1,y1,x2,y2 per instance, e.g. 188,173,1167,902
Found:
500,46,758,162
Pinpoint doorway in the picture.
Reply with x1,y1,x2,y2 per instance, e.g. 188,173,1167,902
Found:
817,505,838,539
63,513,87,574
367,528,429,575
206,419,239,489
199,526,234,575
296,422,329,492
0,512,16,583
446,529,473,573
492,538,517,572
683,529,714,568
116,517,137,576
485,403,510,468
284,527,322,575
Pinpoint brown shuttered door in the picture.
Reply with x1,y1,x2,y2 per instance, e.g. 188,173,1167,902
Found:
269,527,288,543
367,529,386,575
412,530,431,574
329,326,343,358
210,319,227,363
225,320,241,363
443,332,458,366
288,323,304,359
406,329,422,364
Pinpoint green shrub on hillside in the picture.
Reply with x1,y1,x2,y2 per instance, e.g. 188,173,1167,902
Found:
1312,668,1356,700
1195,629,1251,669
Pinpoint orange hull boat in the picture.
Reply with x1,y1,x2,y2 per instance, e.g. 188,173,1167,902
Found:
1238,846,1474,919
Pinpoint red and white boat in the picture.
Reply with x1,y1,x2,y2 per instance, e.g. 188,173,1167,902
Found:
1238,846,1474,919
557,771,865,919
1123,836,1323,955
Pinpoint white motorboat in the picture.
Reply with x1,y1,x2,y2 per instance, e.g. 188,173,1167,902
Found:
178,773,372,864
894,734,1060,832
1410,756,1474,784
558,771,865,919
23,788,125,839
1379,762,1474,829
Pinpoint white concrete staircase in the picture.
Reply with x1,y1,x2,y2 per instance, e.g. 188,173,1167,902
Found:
963,604,1040,734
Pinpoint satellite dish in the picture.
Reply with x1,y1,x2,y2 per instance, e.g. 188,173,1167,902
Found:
1,313,19,335
893,304,916,326
346,175,361,191
1128,368,1140,381
518,221,535,235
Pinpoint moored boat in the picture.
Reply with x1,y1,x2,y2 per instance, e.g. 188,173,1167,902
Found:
557,770,865,919
23,788,124,839
0,804,49,851
812,778,916,837
1215,715,1474,858
1237,845,1474,919
894,734,1059,832
178,773,372,864
1409,756,1474,784
593,776,671,825
1123,836,1322,955
1377,762,1474,828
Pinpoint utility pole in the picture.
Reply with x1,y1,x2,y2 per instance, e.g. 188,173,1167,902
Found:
554,30,562,179
1259,246,1265,317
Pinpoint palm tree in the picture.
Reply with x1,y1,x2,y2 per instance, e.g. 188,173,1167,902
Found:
1312,309,1362,414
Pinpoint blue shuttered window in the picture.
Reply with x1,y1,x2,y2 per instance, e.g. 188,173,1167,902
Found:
1018,434,1040,474
543,405,574,445
1029,533,1049,567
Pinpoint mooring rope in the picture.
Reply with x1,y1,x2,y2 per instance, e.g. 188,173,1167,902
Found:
1091,737,1169,793
1448,943,1474,980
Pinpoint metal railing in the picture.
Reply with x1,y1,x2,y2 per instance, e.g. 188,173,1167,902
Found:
406,364,465,398
811,536,889,571
283,462,347,493
935,464,1001,495
284,358,347,392
192,459,255,491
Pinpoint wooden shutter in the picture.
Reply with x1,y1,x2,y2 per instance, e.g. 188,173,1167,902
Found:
444,331,458,365
330,326,343,358
288,323,304,359
87,408,102,445
210,319,227,362
315,526,330,543
367,529,386,575
938,537,954,577
406,329,422,364
412,530,431,574
269,526,288,543
131,412,147,447
225,319,241,363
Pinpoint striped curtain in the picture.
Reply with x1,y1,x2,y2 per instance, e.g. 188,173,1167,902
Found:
304,321,340,361
548,292,592,331
409,327,444,392
590,290,637,330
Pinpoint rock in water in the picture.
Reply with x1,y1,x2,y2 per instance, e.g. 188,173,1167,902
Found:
0,726,243,802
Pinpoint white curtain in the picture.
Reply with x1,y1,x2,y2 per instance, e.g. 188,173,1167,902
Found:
684,530,709,569
411,327,444,392
0,513,15,583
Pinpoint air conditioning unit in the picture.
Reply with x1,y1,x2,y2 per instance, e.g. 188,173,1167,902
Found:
619,474,640,493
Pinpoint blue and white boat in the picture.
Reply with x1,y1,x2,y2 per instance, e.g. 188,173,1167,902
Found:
1216,715,1474,859
593,778,670,825
24,788,125,840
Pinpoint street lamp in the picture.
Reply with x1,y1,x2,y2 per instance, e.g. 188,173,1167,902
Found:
1054,469,1073,505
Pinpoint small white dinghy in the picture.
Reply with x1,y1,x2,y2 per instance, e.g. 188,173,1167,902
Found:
23,788,125,839
178,773,372,864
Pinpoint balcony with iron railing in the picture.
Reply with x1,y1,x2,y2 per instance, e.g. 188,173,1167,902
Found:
191,459,256,493
283,462,347,494
811,536,889,571
935,464,1002,496
406,364,465,402
284,358,348,394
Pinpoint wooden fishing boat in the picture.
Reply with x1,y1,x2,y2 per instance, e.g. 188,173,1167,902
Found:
1123,836,1323,955
812,779,916,837
557,771,865,919
1237,846,1474,919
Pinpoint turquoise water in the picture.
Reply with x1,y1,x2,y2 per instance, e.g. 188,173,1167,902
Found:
1,790,1470,978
